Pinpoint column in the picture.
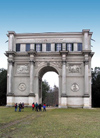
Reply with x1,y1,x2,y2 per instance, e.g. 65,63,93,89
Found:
61,60,67,96
8,60,14,94
8,31,15,51
60,51,68,97
28,50,36,96
60,51,68,107
29,60,35,95
28,50,36,105
82,29,90,50
84,60,89,96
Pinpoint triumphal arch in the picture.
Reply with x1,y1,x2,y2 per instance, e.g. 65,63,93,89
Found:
5,29,94,108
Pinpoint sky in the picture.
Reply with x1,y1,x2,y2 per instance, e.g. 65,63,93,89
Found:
0,0,100,87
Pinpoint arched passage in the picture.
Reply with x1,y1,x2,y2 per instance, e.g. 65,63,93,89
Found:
37,66,59,105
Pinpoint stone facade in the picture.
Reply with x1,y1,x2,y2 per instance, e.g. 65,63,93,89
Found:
5,30,94,108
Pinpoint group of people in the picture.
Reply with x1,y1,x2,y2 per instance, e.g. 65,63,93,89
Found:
32,103,46,111
14,102,46,112
15,102,24,112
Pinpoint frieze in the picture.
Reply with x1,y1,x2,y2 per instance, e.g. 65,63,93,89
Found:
17,64,29,74
51,61,62,69
35,61,62,69
68,64,81,73
18,83,26,91
71,83,79,92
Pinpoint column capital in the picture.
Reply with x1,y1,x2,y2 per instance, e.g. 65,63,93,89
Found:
82,50,91,55
82,29,90,34
8,60,14,65
84,60,89,65
62,61,66,65
28,49,37,55
60,51,69,55
29,60,35,63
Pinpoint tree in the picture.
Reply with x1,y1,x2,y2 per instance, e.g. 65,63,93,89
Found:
92,67,100,107
42,80,50,103
0,69,7,105
43,85,59,106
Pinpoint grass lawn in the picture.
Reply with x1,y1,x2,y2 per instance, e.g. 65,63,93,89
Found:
0,107,100,138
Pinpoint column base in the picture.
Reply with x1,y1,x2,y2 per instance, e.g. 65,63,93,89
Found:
7,96,14,106
7,93,14,96
83,97,91,108
59,97,67,108
29,93,35,97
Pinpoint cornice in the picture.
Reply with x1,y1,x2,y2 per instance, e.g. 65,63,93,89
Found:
5,51,16,57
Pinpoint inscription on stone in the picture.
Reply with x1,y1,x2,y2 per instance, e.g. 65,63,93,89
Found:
17,65,29,74
71,83,79,92
69,65,81,73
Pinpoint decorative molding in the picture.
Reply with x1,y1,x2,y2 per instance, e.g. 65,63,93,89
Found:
61,93,67,97
51,61,62,69
35,61,62,69
71,83,79,92
18,83,26,91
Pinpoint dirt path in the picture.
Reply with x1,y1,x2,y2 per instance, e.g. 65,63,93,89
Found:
0,113,41,131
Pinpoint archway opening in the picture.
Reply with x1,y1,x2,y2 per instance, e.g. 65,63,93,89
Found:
38,66,59,107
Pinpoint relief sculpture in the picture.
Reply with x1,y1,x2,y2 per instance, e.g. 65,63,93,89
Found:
69,65,81,73
71,83,79,92
17,65,29,74
18,83,26,91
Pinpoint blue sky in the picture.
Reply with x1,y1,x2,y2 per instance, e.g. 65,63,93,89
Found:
0,0,100,87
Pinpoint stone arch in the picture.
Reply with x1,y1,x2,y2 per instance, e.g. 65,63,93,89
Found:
35,62,61,77
35,63,61,105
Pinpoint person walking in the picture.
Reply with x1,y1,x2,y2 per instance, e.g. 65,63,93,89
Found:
39,103,42,111
22,102,24,111
19,102,22,112
32,102,35,110
35,102,38,111
43,103,46,111
15,103,17,112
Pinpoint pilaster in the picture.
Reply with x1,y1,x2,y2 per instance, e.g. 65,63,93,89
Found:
28,50,36,96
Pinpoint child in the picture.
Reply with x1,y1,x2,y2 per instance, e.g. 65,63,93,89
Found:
43,103,46,111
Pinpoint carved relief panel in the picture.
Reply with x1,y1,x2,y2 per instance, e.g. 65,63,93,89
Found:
17,64,29,74
67,63,83,76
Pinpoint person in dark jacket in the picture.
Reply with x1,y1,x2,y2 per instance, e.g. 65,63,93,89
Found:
39,104,42,111
19,102,22,112
15,103,17,112
35,102,38,111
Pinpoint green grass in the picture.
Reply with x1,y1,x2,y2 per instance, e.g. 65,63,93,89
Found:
0,107,100,138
